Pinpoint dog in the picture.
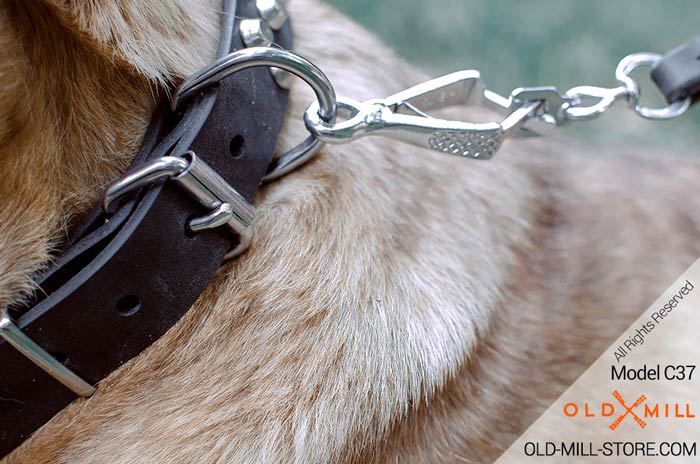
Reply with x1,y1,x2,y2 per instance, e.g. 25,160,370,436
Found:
1,0,699,462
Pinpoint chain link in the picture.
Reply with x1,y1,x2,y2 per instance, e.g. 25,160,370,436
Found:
562,85,631,121
560,52,692,123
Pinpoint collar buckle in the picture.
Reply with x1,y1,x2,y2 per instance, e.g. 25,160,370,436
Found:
103,151,255,258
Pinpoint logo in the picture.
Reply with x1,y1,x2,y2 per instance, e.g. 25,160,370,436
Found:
609,390,646,430
563,391,696,430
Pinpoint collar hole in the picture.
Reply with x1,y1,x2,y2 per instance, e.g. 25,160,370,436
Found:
229,135,245,159
116,295,141,317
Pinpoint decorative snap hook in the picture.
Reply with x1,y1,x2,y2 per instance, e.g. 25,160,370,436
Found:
304,71,543,160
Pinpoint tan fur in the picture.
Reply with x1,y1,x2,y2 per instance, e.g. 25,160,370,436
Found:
1,1,699,462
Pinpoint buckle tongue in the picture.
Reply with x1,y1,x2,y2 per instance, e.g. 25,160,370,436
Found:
103,151,255,258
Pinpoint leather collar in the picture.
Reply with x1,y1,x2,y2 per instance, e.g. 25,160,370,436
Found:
0,0,292,455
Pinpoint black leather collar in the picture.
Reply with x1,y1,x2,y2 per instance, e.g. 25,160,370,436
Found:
0,0,291,455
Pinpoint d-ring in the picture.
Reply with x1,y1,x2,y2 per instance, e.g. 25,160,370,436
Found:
615,52,692,120
172,47,338,181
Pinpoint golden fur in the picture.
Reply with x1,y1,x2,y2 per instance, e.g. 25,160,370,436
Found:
1,0,699,462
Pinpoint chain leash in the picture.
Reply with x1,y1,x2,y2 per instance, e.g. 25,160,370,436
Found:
171,38,700,179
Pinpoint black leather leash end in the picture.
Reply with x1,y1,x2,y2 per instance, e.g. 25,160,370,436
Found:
651,37,700,104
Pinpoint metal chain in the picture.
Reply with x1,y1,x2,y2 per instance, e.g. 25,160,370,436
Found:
172,47,695,179
562,52,691,122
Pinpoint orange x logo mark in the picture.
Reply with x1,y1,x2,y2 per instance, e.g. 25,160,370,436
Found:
609,390,647,430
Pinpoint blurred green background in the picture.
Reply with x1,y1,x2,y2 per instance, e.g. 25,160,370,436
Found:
326,0,699,155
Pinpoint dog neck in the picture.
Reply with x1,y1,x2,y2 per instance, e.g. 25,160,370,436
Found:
1,1,591,461
0,0,221,308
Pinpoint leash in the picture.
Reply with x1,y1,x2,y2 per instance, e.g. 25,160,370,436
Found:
0,0,698,453
174,38,700,165
303,37,699,159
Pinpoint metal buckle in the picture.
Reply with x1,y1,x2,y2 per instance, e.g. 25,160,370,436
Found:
103,151,255,258
0,309,95,397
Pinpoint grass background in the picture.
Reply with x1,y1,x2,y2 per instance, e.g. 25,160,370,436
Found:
325,0,699,155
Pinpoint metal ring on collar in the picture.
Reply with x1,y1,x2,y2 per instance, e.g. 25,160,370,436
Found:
615,52,692,120
171,47,338,181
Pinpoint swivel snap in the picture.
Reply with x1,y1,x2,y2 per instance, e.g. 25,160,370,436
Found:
304,71,541,159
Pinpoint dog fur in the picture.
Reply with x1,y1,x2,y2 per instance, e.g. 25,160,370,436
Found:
1,0,699,462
